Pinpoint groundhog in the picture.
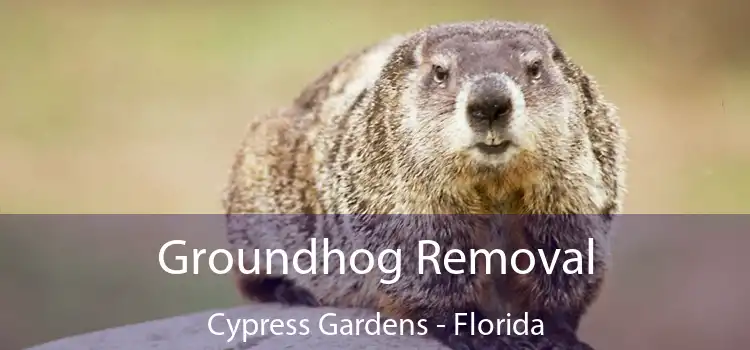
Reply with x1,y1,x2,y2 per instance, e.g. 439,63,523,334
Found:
223,20,626,350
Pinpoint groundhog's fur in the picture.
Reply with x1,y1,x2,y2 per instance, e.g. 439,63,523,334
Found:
224,20,626,350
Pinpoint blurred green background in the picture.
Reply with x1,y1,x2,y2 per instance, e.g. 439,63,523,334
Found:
1,1,749,349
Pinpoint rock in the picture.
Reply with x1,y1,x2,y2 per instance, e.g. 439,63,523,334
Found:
27,303,447,350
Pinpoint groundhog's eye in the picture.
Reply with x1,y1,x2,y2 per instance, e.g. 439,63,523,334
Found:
432,64,449,84
526,60,543,81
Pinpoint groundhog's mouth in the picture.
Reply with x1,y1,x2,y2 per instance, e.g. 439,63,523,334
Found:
475,140,513,155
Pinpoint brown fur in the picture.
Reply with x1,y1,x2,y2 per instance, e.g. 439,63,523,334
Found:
224,20,626,349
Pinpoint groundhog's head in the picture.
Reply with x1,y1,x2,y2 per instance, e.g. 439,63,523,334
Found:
382,21,598,176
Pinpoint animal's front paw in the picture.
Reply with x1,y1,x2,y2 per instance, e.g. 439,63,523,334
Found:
239,276,321,307
442,332,594,350
423,309,592,350
439,332,514,350
272,279,320,307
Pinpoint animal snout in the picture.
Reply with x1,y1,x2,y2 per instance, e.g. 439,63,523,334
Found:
466,76,515,126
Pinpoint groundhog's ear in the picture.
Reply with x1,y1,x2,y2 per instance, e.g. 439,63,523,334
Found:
542,32,583,86
541,30,599,116
557,50,601,121
387,34,424,71
541,31,566,64
409,34,429,67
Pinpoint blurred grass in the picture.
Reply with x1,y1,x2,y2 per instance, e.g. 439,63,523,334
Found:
0,1,748,349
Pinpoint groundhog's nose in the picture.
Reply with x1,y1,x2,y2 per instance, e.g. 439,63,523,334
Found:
466,77,514,126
